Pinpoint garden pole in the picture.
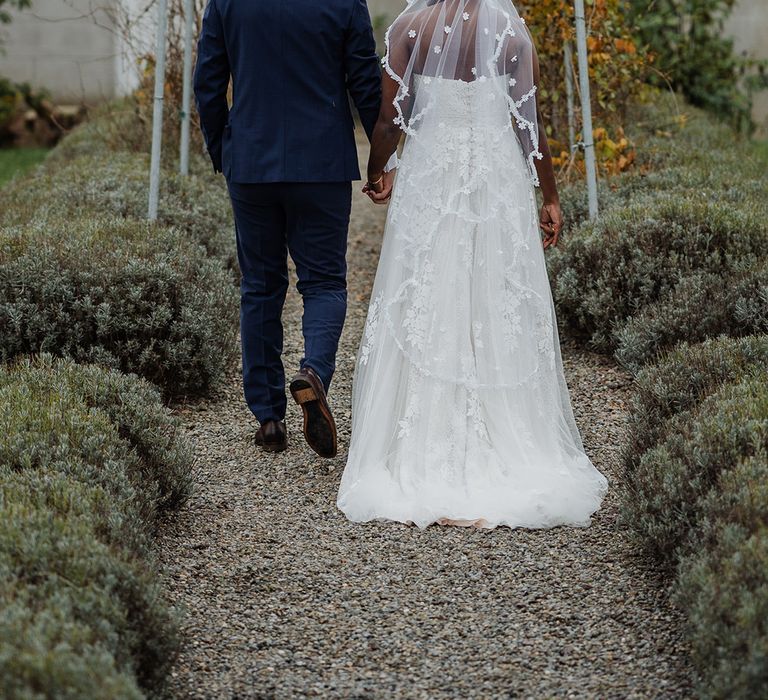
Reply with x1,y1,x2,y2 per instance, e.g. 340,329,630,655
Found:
563,40,576,154
573,0,599,218
179,0,194,176
148,0,169,220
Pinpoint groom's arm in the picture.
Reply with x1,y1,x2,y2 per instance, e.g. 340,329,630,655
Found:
344,0,382,142
194,0,230,174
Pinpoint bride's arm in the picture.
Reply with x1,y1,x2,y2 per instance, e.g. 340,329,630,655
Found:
527,31,563,248
366,34,412,194
366,74,403,186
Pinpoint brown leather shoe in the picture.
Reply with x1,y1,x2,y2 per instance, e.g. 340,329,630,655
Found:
254,420,287,453
289,367,337,458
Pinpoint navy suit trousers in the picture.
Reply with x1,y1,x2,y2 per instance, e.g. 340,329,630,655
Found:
228,182,352,424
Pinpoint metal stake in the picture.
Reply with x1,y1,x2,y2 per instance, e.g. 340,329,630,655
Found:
179,0,195,175
573,0,599,219
148,0,169,220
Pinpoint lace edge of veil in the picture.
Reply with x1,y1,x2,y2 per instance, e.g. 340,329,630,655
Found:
380,2,544,187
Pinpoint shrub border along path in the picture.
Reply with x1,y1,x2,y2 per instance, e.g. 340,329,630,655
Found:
0,356,193,698
157,164,695,698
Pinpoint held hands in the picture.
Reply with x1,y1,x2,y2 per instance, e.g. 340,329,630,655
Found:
540,201,563,249
363,175,563,244
363,170,395,205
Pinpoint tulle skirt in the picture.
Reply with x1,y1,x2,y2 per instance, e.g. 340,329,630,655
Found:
337,79,608,529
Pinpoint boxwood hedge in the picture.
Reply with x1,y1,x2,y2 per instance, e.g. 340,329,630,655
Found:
624,335,768,474
675,455,768,698
0,355,192,697
561,92,768,700
547,197,767,350
615,264,768,372
622,371,768,569
558,96,767,234
0,151,236,272
0,217,238,398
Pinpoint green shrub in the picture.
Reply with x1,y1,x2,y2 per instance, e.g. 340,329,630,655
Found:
43,100,148,165
548,197,767,349
554,180,621,234
0,217,238,398
558,97,768,234
697,454,768,547
675,455,768,699
629,101,752,170
0,151,236,272
624,335,768,471
0,476,173,698
615,264,768,372
629,0,767,131
46,97,211,176
609,163,766,208
0,354,193,518
0,356,191,696
622,372,768,569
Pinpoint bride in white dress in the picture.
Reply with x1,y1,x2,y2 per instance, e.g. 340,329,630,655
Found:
337,0,608,529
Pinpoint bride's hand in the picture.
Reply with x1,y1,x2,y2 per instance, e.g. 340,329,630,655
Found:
540,201,563,249
363,170,395,205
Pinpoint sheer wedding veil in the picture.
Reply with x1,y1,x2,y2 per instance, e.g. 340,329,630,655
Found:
383,0,543,184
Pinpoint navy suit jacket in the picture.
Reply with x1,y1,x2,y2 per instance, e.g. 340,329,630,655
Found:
194,0,382,183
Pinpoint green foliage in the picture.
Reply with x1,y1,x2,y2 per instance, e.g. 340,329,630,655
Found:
556,179,620,233
615,264,768,372
48,95,210,174
0,217,238,398
0,151,236,271
0,76,17,126
0,147,47,186
0,355,191,697
623,371,768,569
45,99,149,164
0,77,49,134
674,455,768,699
0,354,194,517
0,0,29,25
623,341,768,700
622,335,768,698
624,334,768,474
629,0,768,131
558,93,767,232
557,87,768,700
547,197,766,350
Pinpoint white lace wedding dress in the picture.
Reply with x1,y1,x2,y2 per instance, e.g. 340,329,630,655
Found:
337,3,608,529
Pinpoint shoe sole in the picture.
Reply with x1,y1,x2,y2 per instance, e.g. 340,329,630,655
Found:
290,377,338,458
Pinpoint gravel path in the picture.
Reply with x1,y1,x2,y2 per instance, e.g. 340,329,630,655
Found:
158,154,695,698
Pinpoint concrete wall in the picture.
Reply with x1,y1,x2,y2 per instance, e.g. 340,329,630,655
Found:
0,0,123,101
724,0,768,134
1,0,763,123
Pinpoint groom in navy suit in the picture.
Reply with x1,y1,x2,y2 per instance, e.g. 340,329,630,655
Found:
194,0,382,458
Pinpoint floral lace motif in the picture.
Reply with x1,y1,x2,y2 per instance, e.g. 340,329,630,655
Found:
359,292,383,366
354,77,563,466
372,77,555,393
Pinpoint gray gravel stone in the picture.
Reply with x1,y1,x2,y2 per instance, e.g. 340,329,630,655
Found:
157,148,695,699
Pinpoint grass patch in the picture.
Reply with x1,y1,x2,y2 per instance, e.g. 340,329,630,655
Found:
0,148,48,187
